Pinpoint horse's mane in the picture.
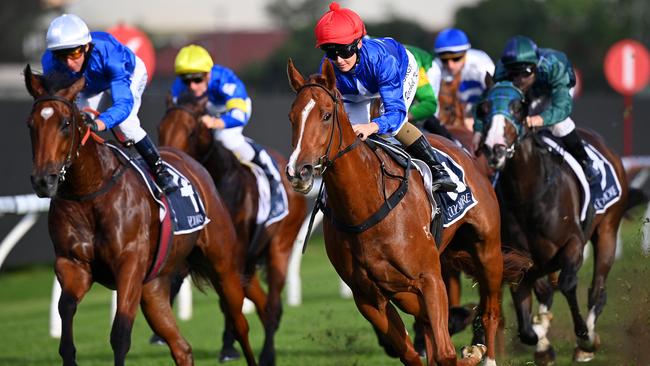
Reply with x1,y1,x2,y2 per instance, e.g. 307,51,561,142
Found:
176,91,202,106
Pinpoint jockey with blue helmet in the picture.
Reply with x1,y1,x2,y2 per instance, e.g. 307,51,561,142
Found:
475,35,599,183
314,2,456,192
41,14,177,194
428,28,495,130
170,44,282,192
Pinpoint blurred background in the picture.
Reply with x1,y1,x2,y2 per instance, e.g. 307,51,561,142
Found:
1,0,649,269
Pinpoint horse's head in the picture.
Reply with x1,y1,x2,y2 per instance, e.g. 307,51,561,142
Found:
159,93,211,158
286,58,352,194
477,80,528,170
24,65,86,197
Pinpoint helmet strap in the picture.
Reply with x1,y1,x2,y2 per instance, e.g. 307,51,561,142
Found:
79,43,93,74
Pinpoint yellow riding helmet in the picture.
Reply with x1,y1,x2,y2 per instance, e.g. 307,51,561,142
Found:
174,45,214,74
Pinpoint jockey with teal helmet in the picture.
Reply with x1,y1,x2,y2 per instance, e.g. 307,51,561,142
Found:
428,28,495,130
314,2,456,192
476,35,599,183
41,14,177,193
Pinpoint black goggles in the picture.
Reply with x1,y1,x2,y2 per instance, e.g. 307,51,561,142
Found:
181,73,207,85
506,64,536,78
320,39,360,60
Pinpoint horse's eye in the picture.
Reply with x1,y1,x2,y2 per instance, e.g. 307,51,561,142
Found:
60,118,71,131
322,112,332,121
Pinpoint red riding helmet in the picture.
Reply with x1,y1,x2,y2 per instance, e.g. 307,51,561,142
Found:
314,2,366,47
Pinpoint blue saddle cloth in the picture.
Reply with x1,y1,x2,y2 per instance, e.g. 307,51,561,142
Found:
106,143,209,234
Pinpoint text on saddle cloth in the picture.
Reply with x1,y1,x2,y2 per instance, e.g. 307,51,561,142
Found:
105,143,210,234
540,136,622,221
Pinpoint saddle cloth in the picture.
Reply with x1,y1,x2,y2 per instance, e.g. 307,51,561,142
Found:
245,138,289,227
541,136,622,221
106,143,210,234
361,139,478,227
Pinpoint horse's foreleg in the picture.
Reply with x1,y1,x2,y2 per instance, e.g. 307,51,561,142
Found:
141,278,193,366
509,280,537,345
111,261,145,366
55,258,92,366
353,293,422,366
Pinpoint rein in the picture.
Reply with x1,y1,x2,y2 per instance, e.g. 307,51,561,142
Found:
296,83,410,251
32,95,126,202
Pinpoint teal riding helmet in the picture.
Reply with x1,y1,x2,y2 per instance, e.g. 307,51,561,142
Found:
500,35,538,67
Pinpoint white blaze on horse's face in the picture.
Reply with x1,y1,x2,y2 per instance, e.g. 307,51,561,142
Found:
287,98,316,178
485,115,507,149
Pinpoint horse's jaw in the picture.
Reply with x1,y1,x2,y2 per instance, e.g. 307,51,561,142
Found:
289,176,314,195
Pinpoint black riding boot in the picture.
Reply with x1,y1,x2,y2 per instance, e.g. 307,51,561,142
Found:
134,136,178,194
560,130,601,184
406,135,457,192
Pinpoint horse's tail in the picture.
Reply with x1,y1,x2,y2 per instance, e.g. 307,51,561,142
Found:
184,248,215,294
442,247,533,285
624,187,648,217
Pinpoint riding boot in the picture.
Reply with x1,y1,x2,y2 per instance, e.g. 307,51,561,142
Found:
406,135,457,192
134,136,178,194
560,130,601,184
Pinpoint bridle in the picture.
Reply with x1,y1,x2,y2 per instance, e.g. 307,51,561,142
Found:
164,104,215,164
295,82,360,175
32,95,82,183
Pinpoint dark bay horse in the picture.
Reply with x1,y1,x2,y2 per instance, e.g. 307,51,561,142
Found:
158,96,307,365
285,58,524,366
23,66,256,366
478,80,630,364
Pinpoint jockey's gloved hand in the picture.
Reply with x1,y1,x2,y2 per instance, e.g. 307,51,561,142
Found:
81,111,99,132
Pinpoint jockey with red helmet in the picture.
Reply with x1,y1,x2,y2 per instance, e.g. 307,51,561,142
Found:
314,2,456,192
41,14,177,194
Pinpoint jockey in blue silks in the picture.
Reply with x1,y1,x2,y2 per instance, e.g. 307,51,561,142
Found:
314,2,456,192
41,14,177,194
170,44,282,195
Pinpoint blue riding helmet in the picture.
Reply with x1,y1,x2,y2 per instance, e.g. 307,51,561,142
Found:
501,35,539,67
434,28,471,55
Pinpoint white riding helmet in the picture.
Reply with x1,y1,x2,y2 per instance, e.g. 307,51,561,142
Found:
46,14,92,51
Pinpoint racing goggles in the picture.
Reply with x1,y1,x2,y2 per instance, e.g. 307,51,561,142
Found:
53,46,86,61
181,73,207,85
320,39,360,60
506,64,536,78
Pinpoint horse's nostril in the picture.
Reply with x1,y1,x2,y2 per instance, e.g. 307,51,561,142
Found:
299,165,313,180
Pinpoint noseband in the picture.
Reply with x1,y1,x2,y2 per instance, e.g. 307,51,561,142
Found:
296,83,360,174
32,95,81,182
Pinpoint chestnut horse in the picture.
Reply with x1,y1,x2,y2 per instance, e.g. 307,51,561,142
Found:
285,58,520,366
23,66,256,366
438,73,465,128
477,80,630,364
158,96,307,365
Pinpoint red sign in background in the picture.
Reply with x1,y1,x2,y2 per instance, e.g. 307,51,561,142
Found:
604,39,650,96
107,24,156,84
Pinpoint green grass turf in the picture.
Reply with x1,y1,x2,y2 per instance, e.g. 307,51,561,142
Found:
1,208,649,365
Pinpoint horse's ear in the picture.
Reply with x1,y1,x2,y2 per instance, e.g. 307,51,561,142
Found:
287,58,305,93
165,92,174,109
24,65,45,99
321,59,337,91
57,76,86,101
484,72,494,89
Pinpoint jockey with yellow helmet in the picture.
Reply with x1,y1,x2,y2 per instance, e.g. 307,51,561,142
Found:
314,2,456,192
41,14,177,194
171,45,282,193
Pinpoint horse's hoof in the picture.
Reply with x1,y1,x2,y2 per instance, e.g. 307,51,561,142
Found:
448,304,477,335
573,347,595,363
149,334,166,346
219,347,241,363
461,343,486,360
534,345,556,366
576,333,601,353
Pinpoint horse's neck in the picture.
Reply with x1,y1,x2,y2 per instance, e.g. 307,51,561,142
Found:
59,141,120,197
501,137,551,200
322,139,387,221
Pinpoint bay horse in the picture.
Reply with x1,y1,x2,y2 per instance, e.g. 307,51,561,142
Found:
438,73,466,128
477,79,630,364
285,58,529,366
23,65,257,366
158,95,307,365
